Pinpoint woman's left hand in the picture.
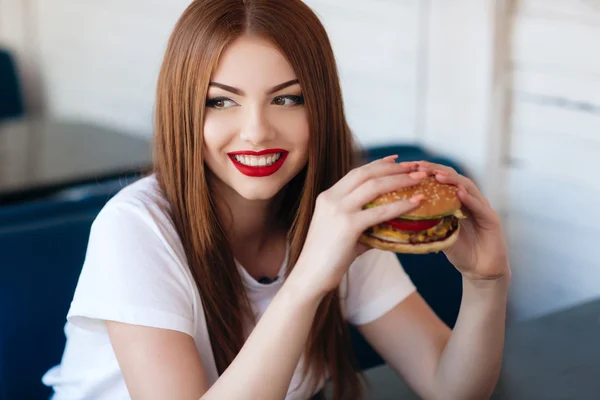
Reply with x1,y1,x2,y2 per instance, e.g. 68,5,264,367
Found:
402,161,510,282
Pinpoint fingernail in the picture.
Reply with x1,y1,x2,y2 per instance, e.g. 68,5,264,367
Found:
409,171,427,180
383,155,398,161
434,170,448,176
409,194,425,204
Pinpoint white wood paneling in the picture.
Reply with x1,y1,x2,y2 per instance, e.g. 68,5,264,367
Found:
512,6,600,74
506,211,600,320
420,0,503,190
505,166,600,233
515,0,600,25
32,0,192,136
304,0,421,144
511,70,600,144
509,132,600,193
506,0,600,320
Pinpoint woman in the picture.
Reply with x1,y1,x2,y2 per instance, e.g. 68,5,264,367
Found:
43,0,510,399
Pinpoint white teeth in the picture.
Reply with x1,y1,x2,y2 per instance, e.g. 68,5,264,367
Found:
233,153,283,167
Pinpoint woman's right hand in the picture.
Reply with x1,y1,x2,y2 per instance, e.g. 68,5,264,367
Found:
289,156,427,299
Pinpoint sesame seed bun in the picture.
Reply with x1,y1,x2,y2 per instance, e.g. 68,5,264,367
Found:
367,176,461,220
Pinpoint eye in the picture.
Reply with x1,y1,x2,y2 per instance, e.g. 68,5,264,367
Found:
206,97,238,109
272,95,305,107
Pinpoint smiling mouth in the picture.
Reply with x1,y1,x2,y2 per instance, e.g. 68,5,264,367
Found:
228,149,289,177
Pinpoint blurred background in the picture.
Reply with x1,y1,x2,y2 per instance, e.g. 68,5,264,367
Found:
1,0,599,399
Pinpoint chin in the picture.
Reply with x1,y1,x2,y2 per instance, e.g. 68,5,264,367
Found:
231,181,285,201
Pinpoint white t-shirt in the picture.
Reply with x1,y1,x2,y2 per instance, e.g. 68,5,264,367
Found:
42,175,416,400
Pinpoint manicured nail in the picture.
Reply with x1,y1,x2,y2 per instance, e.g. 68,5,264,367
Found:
383,155,399,161
409,171,427,180
409,194,425,204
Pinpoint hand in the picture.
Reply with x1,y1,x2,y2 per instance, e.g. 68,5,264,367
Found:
403,161,510,282
290,156,426,298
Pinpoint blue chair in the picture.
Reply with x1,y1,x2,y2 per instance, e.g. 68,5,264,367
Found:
0,179,136,400
0,48,24,120
349,144,465,371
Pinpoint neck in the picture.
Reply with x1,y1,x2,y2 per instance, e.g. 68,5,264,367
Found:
210,175,286,253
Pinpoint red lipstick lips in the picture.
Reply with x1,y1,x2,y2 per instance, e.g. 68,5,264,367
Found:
228,148,288,177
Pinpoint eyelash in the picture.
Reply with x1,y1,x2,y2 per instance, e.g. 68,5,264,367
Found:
205,95,305,109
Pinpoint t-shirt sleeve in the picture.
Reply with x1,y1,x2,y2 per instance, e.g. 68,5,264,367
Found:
67,202,196,337
344,249,417,326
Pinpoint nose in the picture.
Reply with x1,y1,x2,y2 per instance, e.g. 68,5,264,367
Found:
239,105,275,145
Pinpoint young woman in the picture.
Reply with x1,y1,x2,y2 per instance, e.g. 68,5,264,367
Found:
43,1,511,399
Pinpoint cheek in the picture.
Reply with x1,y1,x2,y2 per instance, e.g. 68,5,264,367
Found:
203,113,235,154
271,111,310,149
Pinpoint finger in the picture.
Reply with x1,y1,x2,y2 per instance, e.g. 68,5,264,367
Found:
343,171,427,211
456,185,499,229
433,172,488,205
412,161,487,204
331,157,416,198
355,195,424,231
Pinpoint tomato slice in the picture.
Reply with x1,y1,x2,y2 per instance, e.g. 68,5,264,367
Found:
383,218,441,232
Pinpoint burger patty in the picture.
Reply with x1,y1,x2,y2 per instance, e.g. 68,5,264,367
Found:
371,216,459,244
409,216,459,244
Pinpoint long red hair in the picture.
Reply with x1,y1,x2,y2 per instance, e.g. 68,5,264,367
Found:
154,1,362,398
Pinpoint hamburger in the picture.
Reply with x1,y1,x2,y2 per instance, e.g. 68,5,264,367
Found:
359,176,465,254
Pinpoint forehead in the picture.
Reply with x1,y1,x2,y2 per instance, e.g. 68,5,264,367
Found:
211,36,298,90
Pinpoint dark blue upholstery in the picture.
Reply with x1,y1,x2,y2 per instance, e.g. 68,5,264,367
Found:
0,48,24,120
0,180,134,400
349,144,464,371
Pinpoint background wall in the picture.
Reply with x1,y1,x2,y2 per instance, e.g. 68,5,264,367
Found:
504,0,600,320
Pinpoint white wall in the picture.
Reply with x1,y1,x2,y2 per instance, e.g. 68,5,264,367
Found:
419,0,503,190
1,0,425,145
505,0,600,320
304,0,422,145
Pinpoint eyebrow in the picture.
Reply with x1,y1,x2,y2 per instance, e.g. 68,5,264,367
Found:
208,79,300,96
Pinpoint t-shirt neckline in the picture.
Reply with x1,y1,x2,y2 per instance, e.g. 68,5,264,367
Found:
234,242,290,290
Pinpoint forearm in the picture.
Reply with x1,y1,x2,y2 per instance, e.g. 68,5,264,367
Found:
432,275,510,400
202,270,322,400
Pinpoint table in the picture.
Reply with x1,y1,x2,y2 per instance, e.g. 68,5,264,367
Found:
354,298,600,399
0,118,152,204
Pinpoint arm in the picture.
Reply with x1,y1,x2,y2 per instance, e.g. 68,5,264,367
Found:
359,274,509,400
108,274,322,400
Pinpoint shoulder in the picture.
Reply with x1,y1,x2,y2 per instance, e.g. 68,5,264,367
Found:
91,175,180,249
68,175,197,334
96,174,170,227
